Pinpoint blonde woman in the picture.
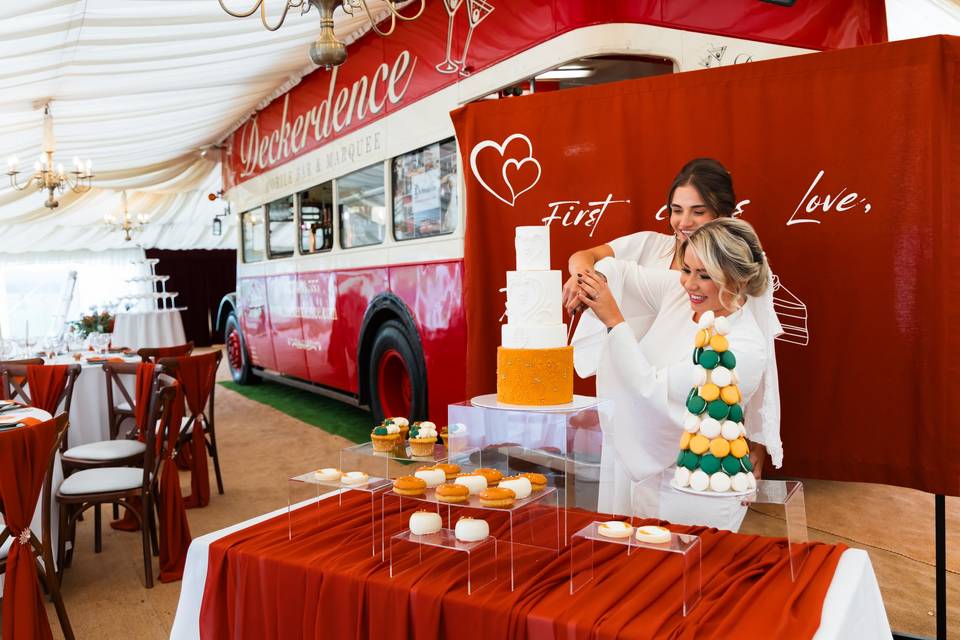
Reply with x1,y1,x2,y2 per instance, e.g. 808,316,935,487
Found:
576,219,780,527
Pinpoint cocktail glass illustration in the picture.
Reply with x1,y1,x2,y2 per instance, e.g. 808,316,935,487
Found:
457,0,494,77
436,0,465,74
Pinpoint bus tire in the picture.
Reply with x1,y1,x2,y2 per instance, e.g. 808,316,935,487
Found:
368,320,426,424
224,312,257,385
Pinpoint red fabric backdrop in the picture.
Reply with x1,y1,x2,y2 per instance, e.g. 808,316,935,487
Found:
451,35,960,497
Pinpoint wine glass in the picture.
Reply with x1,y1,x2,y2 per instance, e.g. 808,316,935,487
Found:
436,0,465,74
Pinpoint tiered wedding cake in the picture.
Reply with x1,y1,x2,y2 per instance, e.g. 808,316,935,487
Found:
496,226,573,405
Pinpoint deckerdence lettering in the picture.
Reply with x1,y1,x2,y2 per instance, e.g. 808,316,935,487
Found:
238,50,417,177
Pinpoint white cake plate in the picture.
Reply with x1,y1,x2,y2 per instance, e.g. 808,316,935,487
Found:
670,478,756,499
470,394,598,412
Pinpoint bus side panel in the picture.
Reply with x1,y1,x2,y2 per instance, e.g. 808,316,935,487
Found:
331,268,391,394
389,259,467,424
237,276,277,370
266,272,309,381
299,271,338,386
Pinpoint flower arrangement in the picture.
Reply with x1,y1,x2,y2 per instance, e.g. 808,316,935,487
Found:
70,310,115,337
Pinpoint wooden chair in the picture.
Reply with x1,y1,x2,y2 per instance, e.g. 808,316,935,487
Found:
56,373,177,588
0,413,75,640
159,351,225,495
0,362,81,449
136,341,194,364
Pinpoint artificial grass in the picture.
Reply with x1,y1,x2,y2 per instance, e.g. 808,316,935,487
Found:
219,379,373,444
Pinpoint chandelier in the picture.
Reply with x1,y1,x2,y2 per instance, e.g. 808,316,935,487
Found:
104,191,150,242
218,0,426,68
6,104,94,209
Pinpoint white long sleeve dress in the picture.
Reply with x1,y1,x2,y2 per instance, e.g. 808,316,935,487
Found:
591,257,769,530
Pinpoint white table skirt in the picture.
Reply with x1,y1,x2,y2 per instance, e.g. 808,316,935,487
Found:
113,309,186,350
169,493,892,640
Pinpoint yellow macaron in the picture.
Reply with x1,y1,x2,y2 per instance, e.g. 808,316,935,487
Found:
709,437,731,458
720,385,741,405
680,431,692,450
709,334,729,353
695,329,711,348
730,437,750,459
689,434,710,455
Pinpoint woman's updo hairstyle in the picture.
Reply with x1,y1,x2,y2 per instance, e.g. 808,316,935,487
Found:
683,218,770,311
666,158,736,217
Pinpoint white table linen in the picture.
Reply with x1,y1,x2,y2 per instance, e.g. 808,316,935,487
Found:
113,309,186,350
169,494,891,640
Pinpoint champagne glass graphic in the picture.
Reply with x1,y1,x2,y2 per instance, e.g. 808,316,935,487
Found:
457,0,494,77
436,0,465,74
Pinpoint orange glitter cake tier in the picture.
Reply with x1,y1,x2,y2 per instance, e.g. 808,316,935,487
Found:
496,346,574,406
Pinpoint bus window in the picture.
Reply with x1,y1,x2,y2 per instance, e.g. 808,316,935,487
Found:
241,207,265,263
267,195,296,259
338,163,386,249
392,139,458,241
298,182,334,254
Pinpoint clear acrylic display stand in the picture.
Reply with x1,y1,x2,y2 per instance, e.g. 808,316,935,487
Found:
630,468,809,580
287,471,392,555
447,397,615,542
340,441,458,480
381,485,559,589
390,529,498,594
569,521,702,615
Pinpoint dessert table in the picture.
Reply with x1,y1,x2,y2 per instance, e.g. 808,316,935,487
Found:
113,309,186,350
170,491,891,640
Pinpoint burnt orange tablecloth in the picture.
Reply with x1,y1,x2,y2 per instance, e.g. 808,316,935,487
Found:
199,492,846,640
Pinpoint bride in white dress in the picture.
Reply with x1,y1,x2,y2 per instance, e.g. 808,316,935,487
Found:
575,218,780,529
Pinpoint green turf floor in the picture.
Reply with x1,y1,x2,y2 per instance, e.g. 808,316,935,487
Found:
219,380,373,444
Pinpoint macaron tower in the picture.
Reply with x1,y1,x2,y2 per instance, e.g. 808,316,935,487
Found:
674,310,758,494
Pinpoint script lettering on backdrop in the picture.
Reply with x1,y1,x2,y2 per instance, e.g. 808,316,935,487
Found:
787,169,872,226
238,50,418,178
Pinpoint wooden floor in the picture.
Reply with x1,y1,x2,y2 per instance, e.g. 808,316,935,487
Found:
19,350,958,638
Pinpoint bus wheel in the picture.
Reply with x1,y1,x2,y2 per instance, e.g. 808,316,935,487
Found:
369,320,425,424
225,312,257,385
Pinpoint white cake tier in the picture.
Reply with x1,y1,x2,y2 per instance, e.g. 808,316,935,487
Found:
501,323,567,349
515,226,551,271
505,270,562,326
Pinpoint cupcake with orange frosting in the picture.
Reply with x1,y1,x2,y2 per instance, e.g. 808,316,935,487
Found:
408,421,438,456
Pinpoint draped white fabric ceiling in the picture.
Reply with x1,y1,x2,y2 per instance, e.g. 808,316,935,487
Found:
0,0,387,252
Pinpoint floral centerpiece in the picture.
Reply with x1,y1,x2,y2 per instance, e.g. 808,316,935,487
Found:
70,310,115,337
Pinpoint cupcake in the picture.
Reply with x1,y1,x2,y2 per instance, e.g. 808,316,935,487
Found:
386,417,410,440
408,421,438,456
371,423,400,452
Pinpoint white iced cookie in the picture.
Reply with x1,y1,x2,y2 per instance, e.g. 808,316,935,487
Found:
689,469,709,492
313,468,341,482
597,521,633,539
341,471,369,486
692,367,707,387
409,511,442,535
699,417,721,439
697,310,716,330
498,476,532,499
454,517,489,542
414,468,446,487
454,474,488,495
721,420,741,441
635,525,671,544
710,366,732,388
709,472,732,493
674,466,691,488
390,417,409,428
683,413,701,433
731,472,750,493
713,315,730,336
745,473,757,491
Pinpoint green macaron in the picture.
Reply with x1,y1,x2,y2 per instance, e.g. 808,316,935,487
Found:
692,347,703,365
699,349,720,370
707,399,730,420
728,404,744,423
680,450,700,470
686,393,707,415
721,455,742,476
741,456,753,473
699,453,721,475
720,350,736,369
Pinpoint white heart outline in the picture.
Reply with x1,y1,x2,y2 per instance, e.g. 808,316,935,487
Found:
469,133,542,207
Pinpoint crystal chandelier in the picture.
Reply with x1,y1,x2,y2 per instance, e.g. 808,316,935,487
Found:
218,0,426,69
104,191,150,242
6,104,94,209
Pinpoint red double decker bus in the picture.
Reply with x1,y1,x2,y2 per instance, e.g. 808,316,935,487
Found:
217,0,886,424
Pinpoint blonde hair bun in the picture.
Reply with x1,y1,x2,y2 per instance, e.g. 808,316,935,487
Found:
684,218,770,310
